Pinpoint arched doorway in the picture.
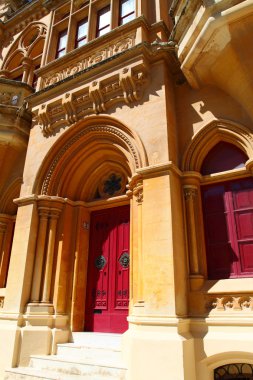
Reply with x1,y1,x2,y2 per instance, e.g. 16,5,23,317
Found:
31,117,147,333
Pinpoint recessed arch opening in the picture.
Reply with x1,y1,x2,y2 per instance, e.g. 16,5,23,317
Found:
34,116,147,199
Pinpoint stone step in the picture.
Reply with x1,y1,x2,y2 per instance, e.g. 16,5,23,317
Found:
70,332,122,350
4,366,121,379
29,354,127,379
57,343,122,362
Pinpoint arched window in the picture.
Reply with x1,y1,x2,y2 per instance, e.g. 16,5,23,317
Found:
214,363,253,379
1,22,47,89
201,142,253,279
201,142,248,175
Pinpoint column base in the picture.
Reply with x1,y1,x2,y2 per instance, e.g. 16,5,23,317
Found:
132,300,145,316
25,302,54,315
190,274,205,291
123,317,196,380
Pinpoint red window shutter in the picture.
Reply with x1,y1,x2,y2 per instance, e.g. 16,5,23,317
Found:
202,178,253,279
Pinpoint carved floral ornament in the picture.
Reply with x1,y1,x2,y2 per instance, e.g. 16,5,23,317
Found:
35,64,149,136
206,295,253,312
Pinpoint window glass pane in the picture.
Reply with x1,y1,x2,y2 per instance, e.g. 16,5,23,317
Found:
77,19,88,39
98,6,111,29
58,31,67,50
57,49,66,58
97,25,110,37
76,37,87,48
121,12,135,24
121,0,135,17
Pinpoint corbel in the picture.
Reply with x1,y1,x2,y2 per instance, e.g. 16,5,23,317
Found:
62,92,77,124
89,80,106,114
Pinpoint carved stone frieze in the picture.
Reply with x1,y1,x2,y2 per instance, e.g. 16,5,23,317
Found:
37,64,149,136
206,295,253,312
0,92,20,106
41,32,136,89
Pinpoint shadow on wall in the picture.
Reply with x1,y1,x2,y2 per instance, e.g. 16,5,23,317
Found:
175,83,253,167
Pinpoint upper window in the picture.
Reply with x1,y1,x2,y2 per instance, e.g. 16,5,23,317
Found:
50,1,136,62
96,6,111,37
119,0,135,25
76,18,88,48
201,142,248,175
56,29,68,58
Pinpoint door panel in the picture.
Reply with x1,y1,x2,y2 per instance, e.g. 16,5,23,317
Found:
85,205,130,333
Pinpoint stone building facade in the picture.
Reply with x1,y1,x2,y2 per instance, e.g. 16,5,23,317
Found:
0,0,253,379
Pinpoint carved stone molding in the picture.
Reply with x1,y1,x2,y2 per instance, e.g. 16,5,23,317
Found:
42,125,141,195
40,32,136,89
206,295,253,312
36,64,149,136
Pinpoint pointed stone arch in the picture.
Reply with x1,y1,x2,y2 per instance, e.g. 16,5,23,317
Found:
33,116,148,199
182,119,253,172
2,21,47,71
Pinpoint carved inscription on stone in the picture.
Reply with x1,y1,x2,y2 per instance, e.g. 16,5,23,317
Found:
41,33,136,89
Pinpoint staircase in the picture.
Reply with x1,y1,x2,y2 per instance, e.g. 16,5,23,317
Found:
4,333,127,380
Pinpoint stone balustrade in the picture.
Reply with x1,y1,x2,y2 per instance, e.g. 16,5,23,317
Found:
0,78,34,108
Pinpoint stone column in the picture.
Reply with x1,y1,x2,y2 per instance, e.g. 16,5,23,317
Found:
0,222,7,286
41,210,60,303
133,181,144,304
184,186,199,274
30,208,50,302
183,185,204,289
21,57,32,83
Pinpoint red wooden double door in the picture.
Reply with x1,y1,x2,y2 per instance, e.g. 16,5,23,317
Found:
85,205,130,333
202,177,253,279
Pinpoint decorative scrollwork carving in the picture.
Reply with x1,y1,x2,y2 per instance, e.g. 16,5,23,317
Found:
206,295,253,312
38,64,149,136
41,32,136,89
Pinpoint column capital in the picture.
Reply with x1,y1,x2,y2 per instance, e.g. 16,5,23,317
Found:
38,207,50,219
133,182,143,204
0,222,7,233
183,185,198,200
